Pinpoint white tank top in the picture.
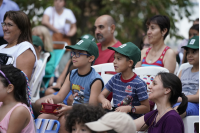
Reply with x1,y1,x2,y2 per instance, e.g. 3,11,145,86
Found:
0,41,37,78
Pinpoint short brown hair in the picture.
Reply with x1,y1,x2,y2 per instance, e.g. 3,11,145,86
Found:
4,11,32,44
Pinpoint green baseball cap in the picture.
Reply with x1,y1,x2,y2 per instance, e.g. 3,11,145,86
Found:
32,35,44,49
108,42,141,66
80,34,95,42
182,36,199,49
65,38,99,60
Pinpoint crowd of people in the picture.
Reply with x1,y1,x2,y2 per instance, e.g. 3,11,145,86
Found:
0,0,199,133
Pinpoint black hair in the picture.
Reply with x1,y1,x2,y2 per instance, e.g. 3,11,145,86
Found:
126,56,135,69
157,72,188,115
190,24,199,32
146,15,170,40
65,104,106,132
0,65,29,107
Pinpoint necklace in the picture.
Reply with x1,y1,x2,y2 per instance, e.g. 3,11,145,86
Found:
148,60,152,63
153,107,172,126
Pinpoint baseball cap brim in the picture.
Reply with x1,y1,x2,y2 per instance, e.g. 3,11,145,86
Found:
181,45,199,49
108,47,127,57
65,45,88,52
85,121,112,132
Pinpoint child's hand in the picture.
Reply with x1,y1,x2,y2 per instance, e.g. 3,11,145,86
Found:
115,106,131,113
102,99,112,110
56,103,71,117
45,98,54,104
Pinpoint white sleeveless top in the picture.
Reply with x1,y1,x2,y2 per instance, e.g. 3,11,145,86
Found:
0,41,37,78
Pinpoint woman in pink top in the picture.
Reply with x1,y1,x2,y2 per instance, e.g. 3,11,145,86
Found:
136,15,176,73
0,65,35,133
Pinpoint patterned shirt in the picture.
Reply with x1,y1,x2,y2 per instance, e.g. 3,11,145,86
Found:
105,73,148,119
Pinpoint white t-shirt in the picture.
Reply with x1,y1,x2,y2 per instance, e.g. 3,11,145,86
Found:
44,6,76,35
0,41,37,76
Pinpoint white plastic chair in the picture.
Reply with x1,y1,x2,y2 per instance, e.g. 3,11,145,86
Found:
30,52,50,103
134,67,169,89
177,62,193,76
182,116,199,133
174,62,179,75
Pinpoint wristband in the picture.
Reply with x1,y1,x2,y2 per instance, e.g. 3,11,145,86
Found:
131,106,136,113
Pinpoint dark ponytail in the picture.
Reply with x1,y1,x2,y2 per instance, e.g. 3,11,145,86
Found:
177,93,188,115
157,72,188,115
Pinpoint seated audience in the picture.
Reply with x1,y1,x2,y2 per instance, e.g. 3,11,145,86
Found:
134,72,188,133
31,35,45,81
35,39,104,133
65,104,106,133
181,24,199,64
136,15,176,73
86,112,136,133
32,25,56,87
174,36,199,118
98,42,150,119
139,35,151,50
0,65,35,133
0,11,37,80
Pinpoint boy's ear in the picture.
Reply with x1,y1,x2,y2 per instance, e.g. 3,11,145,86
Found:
129,60,134,68
6,84,14,93
89,55,95,63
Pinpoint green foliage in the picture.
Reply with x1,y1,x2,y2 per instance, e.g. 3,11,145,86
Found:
13,0,194,46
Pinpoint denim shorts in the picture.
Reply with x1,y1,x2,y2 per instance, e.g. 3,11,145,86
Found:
173,102,199,116
54,90,72,105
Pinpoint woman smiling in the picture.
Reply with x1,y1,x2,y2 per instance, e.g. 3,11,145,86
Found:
0,11,37,80
136,15,176,73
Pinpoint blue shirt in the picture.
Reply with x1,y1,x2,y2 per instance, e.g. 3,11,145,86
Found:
70,68,104,105
0,0,19,36
105,73,148,119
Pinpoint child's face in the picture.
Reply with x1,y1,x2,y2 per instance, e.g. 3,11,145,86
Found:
71,50,91,68
0,79,7,102
113,52,130,73
72,122,92,133
186,48,199,66
189,29,199,39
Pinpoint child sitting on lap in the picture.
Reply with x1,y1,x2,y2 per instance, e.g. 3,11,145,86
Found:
174,36,199,118
98,42,150,119
0,65,35,133
35,39,104,133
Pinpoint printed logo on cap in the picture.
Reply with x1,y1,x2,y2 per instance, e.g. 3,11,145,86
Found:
77,40,84,45
119,44,127,48
189,39,195,45
83,35,89,39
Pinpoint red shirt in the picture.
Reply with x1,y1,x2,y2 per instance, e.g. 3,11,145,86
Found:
94,41,122,101
94,41,122,65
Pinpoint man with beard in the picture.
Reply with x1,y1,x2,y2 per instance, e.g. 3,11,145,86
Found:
93,15,122,65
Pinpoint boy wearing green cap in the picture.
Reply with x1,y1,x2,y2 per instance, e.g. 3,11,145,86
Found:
36,38,104,132
174,36,199,118
98,42,150,119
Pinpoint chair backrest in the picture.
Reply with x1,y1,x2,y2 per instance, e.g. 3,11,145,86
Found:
101,63,115,84
177,62,193,76
134,67,169,90
174,62,179,75
43,41,67,88
30,52,50,103
35,118,60,133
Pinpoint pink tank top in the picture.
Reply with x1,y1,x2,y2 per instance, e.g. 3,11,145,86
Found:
141,46,170,67
0,102,35,133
